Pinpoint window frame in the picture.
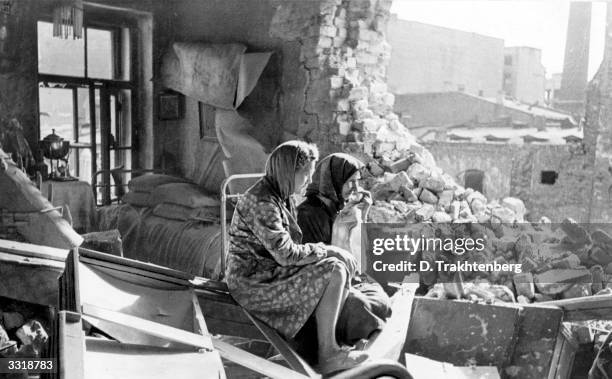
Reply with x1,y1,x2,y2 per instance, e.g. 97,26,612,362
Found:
36,17,137,204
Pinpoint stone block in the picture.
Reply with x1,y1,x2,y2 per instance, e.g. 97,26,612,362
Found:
368,162,384,176
387,157,411,173
432,211,452,223
346,57,357,68
591,265,605,293
590,245,612,266
561,283,592,299
491,207,517,224
330,75,344,89
318,36,333,48
419,189,438,205
362,118,380,132
401,187,418,203
386,171,413,191
513,272,535,299
320,25,337,37
337,121,351,135
405,298,520,366
437,190,454,212
502,197,526,220
560,218,591,246
534,268,592,295
421,174,445,193
591,229,612,249
415,204,435,221
406,163,430,184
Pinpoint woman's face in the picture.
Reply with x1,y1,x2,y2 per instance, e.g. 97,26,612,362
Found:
341,170,362,200
294,161,316,195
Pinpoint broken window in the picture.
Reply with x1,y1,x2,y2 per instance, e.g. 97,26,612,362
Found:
541,170,558,185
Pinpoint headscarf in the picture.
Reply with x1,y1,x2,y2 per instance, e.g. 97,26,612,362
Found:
305,153,364,211
264,141,302,201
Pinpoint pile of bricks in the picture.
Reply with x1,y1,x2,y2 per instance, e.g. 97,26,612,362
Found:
359,150,612,303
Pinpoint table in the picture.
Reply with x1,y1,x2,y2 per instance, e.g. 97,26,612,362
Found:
41,180,97,233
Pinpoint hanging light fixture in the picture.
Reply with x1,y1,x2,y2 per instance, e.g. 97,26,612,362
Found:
0,0,13,56
52,0,83,39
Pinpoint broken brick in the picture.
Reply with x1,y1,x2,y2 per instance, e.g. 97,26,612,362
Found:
560,218,591,246
415,204,435,221
419,188,438,205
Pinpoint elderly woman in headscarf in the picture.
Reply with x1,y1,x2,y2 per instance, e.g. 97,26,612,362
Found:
296,153,392,350
225,141,369,374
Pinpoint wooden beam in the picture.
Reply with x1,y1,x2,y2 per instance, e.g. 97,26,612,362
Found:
0,238,68,262
543,295,612,321
81,303,310,379
366,283,418,361
58,311,85,379
244,311,320,378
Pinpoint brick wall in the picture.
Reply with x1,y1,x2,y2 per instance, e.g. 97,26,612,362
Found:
425,141,592,222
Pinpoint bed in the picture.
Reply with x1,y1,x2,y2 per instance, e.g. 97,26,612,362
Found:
97,175,224,279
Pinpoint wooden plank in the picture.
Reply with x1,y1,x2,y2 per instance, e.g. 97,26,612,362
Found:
244,311,320,378
81,303,309,379
205,318,265,340
192,292,210,336
79,257,190,288
366,283,418,361
78,247,193,281
543,295,612,321
0,238,69,262
58,311,85,379
0,251,64,269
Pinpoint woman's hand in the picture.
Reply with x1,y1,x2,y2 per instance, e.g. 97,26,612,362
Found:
325,245,358,278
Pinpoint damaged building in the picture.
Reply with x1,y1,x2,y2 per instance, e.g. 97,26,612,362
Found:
0,0,611,378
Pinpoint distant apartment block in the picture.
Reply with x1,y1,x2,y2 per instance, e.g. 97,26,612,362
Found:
503,46,546,104
386,15,504,97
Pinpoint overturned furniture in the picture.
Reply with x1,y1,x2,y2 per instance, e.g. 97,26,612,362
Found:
53,247,412,379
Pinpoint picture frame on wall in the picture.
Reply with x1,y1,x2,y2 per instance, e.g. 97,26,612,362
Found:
158,92,184,120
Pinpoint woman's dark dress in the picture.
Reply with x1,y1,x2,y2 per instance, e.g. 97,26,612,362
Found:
295,154,392,359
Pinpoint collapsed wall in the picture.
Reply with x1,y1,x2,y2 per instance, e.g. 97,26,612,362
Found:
269,0,612,303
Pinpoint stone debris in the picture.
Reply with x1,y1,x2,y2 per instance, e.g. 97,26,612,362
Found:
359,149,612,304
0,308,49,361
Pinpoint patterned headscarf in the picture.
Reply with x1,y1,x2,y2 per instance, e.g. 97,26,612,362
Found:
265,141,303,201
305,153,364,210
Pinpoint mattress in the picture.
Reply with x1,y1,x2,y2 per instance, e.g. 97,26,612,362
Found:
97,204,222,279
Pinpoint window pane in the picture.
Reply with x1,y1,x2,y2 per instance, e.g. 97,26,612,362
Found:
76,88,90,144
76,148,92,183
39,87,75,142
87,28,113,79
37,21,85,77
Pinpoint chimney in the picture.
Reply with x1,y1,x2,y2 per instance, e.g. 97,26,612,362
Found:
557,2,591,113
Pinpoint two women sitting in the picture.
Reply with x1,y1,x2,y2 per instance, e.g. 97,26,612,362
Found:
224,141,390,374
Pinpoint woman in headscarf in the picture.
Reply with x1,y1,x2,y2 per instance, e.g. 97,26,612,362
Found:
296,153,392,350
297,153,368,245
225,141,369,373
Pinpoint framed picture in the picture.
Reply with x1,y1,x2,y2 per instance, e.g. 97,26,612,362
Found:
158,92,184,120
198,102,217,139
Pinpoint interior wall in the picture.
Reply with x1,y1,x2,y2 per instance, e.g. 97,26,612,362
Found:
154,0,312,185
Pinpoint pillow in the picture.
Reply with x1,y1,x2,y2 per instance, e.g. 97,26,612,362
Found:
121,191,151,208
128,174,192,194
149,183,220,208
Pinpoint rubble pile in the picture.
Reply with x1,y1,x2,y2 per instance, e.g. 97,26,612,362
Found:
0,307,49,359
361,150,612,304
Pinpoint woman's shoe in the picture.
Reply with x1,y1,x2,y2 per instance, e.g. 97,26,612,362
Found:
316,348,370,375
